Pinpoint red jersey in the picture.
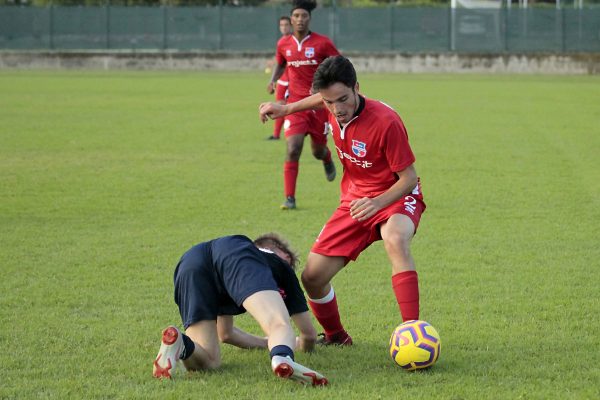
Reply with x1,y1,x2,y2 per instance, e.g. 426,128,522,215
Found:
276,32,339,102
329,97,418,202
278,68,289,86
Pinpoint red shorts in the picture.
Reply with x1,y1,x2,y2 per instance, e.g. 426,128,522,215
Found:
311,193,426,262
275,81,288,102
283,108,329,145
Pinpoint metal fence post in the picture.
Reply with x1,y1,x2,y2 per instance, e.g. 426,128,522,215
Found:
449,2,456,52
218,0,224,50
106,0,110,49
389,2,394,51
561,7,566,52
503,3,509,52
49,3,54,50
331,0,337,46
163,4,168,50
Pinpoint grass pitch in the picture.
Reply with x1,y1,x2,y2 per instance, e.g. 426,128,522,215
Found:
0,70,599,399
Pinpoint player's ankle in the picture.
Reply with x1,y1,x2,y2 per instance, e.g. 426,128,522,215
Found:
269,344,294,361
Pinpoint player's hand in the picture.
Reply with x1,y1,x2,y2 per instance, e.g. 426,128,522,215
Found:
349,197,382,221
267,81,275,94
259,102,286,123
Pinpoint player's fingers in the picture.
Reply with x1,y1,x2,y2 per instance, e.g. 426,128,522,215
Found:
353,209,368,220
356,208,375,221
350,198,369,213
351,203,368,219
350,197,365,209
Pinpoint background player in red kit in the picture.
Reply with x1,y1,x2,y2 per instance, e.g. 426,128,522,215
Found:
266,16,292,141
259,56,426,345
267,0,340,210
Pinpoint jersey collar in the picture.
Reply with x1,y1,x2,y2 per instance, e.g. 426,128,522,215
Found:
292,32,312,51
353,95,366,119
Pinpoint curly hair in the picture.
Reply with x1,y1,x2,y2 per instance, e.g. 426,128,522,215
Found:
291,0,317,14
254,232,299,269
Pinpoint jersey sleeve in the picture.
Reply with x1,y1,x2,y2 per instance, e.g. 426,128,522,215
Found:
278,264,309,316
275,41,287,66
323,37,340,57
384,118,415,173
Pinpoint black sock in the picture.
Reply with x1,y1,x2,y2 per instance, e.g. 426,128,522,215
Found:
180,333,195,360
269,345,294,361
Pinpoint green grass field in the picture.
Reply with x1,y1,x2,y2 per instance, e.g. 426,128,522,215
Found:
1,70,599,399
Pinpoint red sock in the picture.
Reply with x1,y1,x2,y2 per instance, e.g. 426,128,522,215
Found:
273,117,283,139
283,161,299,198
308,295,345,337
322,148,332,164
392,271,420,322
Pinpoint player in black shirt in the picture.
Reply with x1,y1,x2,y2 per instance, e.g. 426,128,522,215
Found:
152,234,328,386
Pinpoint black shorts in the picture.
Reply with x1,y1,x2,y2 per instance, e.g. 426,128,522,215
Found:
173,237,279,329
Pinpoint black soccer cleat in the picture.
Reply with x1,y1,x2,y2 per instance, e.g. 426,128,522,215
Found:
324,161,336,182
280,196,296,210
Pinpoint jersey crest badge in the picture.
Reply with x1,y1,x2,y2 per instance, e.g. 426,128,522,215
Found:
278,288,287,299
305,47,315,58
286,49,292,57
352,140,367,157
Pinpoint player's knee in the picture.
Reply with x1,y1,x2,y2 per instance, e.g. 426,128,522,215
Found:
218,331,232,345
384,229,412,252
311,147,325,159
301,269,323,290
271,317,289,332
184,354,221,371
205,358,222,370
287,146,302,160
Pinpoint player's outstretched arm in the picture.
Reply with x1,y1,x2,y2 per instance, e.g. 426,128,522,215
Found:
290,311,317,352
267,63,286,94
216,315,268,349
259,93,324,123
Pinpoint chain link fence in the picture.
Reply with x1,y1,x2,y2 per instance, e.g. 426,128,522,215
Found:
1,5,599,52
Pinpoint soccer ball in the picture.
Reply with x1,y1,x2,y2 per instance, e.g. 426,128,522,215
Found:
389,320,441,370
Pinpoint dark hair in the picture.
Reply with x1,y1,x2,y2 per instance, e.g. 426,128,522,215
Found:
254,232,299,269
291,0,316,15
279,16,291,23
312,55,357,92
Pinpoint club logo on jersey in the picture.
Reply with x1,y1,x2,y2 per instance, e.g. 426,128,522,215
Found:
286,49,292,57
352,140,367,157
305,47,315,58
278,288,287,299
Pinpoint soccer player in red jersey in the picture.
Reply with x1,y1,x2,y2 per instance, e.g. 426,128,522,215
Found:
259,56,426,345
267,0,340,210
266,16,292,141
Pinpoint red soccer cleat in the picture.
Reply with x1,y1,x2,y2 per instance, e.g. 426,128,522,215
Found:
271,355,328,386
152,326,185,379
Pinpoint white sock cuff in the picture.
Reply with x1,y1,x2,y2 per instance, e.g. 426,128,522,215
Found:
309,286,335,304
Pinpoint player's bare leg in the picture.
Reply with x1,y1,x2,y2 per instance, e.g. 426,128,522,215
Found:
302,253,352,345
243,291,296,349
152,321,220,379
184,320,222,370
381,214,416,273
302,253,345,299
380,214,420,321
243,290,328,386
